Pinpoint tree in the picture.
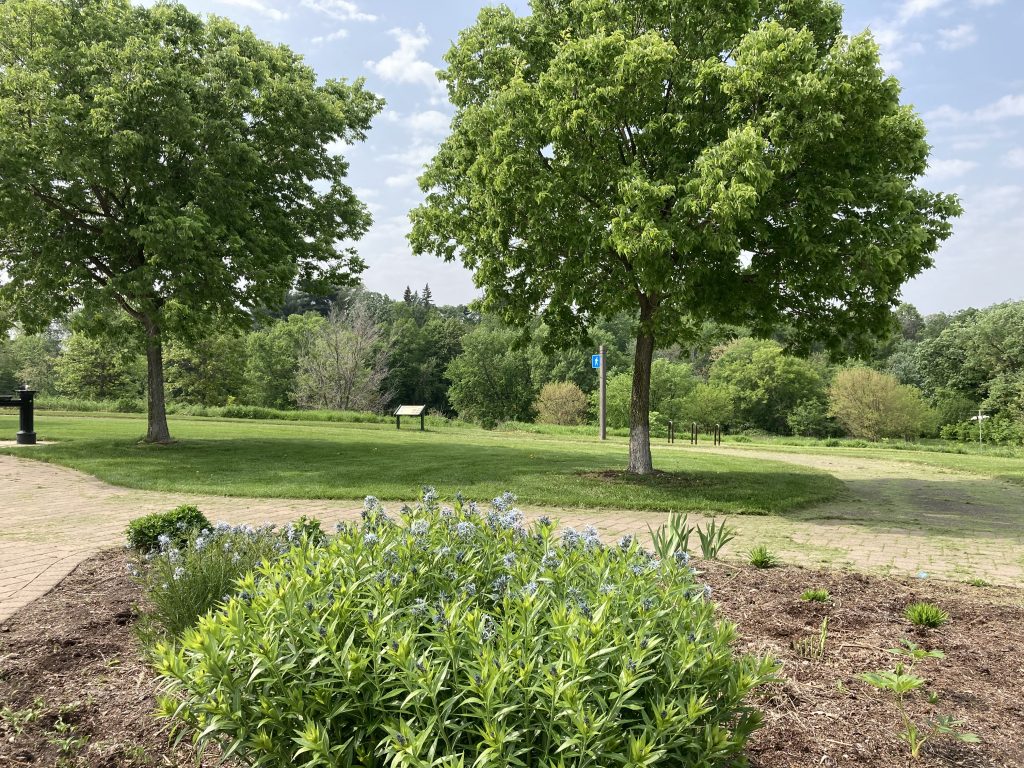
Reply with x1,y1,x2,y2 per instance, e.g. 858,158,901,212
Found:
294,303,391,412
0,330,62,394
164,332,248,407
445,325,536,426
681,383,736,431
55,330,145,401
242,313,326,409
0,0,381,442
709,339,826,433
786,399,835,438
409,0,960,473
535,381,589,426
828,367,934,440
604,359,696,431
386,312,467,413
421,284,434,309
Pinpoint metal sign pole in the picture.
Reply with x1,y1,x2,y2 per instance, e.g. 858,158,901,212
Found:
599,345,607,441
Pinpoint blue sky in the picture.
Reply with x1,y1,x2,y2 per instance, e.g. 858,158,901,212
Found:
159,0,1022,314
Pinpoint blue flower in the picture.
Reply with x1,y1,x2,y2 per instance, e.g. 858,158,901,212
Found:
411,519,430,536
157,533,172,551
541,551,561,569
502,552,516,567
363,495,380,511
674,550,690,565
618,534,634,550
172,566,185,581
521,581,538,597
456,521,476,540
363,532,379,546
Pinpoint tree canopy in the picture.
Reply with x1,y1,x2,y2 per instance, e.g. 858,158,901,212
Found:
0,0,381,441
410,0,960,472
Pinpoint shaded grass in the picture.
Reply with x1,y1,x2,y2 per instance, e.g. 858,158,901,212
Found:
0,412,840,515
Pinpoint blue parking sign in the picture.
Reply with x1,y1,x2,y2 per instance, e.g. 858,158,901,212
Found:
591,354,601,369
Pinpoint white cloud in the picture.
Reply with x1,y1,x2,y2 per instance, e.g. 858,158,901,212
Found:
311,27,349,44
926,158,978,179
937,24,977,50
926,94,1024,124
1006,148,1024,169
969,0,1003,6
366,25,445,97
217,0,287,21
898,0,949,23
301,0,376,21
406,110,451,137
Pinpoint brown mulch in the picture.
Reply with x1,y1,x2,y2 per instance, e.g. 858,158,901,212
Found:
0,550,1021,767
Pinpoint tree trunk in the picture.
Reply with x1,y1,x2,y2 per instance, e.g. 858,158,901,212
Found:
143,322,172,443
628,322,656,475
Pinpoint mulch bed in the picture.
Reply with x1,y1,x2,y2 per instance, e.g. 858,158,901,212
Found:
0,550,1020,767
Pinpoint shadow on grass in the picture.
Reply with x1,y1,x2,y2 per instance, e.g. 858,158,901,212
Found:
20,435,842,515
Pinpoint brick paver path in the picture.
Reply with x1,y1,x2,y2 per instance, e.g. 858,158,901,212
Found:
2,448,1022,622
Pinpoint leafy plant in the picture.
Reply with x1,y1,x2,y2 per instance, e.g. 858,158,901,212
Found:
747,545,779,569
125,505,211,554
904,602,949,629
131,521,285,639
156,491,777,767
857,640,978,759
800,588,830,602
696,518,736,559
648,511,694,560
792,618,829,661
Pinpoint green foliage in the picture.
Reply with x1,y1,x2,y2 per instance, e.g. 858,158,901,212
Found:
747,545,779,569
54,330,145,401
941,414,1024,446
829,367,936,440
125,505,211,554
243,313,326,410
132,521,285,640
696,519,736,560
904,602,949,629
857,640,978,758
155,493,776,767
604,359,697,430
800,588,830,603
679,382,735,431
0,0,381,441
787,399,836,438
165,332,248,407
647,512,694,561
409,0,959,473
446,325,536,426
710,340,827,433
0,331,61,394
534,381,590,426
387,311,467,414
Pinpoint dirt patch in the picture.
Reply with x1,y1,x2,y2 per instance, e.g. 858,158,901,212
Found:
699,560,1023,767
0,550,218,767
1,551,1021,767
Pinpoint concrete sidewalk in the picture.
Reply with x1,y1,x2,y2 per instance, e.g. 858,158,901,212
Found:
2,451,1021,623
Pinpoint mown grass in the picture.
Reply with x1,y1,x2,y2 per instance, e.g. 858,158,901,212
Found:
0,412,840,515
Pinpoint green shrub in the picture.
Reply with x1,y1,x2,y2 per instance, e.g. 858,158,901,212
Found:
747,545,779,569
800,588,830,602
731,434,752,443
156,492,777,767
131,521,286,639
904,602,949,628
125,505,211,553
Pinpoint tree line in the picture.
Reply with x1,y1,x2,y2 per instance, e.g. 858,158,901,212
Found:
3,293,1021,445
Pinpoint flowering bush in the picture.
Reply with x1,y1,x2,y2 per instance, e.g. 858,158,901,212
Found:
131,520,305,639
125,504,211,553
156,490,776,767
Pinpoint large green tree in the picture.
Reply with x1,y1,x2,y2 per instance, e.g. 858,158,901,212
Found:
410,0,960,473
0,0,381,441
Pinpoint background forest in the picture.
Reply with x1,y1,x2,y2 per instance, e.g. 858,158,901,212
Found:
2,288,1022,445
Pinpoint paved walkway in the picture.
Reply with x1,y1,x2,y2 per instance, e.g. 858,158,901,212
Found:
2,449,1022,622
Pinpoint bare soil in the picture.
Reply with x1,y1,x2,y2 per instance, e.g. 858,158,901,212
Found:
1,550,1021,767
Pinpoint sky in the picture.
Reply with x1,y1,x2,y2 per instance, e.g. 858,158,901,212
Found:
152,0,1023,315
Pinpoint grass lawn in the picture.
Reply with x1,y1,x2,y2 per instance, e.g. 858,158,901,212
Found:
0,412,842,514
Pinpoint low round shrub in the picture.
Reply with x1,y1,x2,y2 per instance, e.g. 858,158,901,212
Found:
156,492,777,767
126,504,211,553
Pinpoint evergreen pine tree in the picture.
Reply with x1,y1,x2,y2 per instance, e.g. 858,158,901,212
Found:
403,286,415,305
421,284,434,308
